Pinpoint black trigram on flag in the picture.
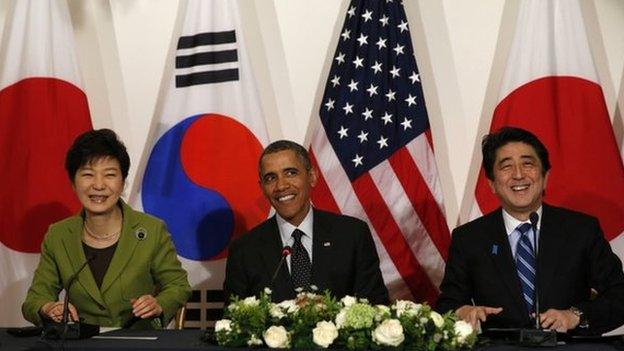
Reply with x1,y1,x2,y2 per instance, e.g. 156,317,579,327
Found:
175,30,239,87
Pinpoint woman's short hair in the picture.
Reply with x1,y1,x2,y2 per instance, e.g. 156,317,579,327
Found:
65,129,130,181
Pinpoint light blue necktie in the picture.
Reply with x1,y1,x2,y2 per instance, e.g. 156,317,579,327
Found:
515,223,536,314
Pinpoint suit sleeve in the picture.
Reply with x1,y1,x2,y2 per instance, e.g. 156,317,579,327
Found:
151,222,192,325
21,231,63,326
436,227,472,314
576,217,624,334
353,220,389,305
223,237,248,304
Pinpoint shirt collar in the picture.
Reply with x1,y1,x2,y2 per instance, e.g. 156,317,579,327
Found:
276,206,314,244
502,205,543,237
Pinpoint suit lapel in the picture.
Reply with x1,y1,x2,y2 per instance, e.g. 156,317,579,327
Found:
100,203,140,294
536,204,562,309
488,209,527,314
60,215,106,307
311,210,332,291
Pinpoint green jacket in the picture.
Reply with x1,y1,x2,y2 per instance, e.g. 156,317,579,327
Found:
22,201,191,329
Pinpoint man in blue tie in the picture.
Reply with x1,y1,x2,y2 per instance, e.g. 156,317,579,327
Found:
437,127,624,335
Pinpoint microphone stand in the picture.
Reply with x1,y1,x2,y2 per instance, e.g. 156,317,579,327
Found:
518,212,556,346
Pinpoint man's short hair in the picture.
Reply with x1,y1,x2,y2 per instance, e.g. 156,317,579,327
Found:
65,128,130,182
481,126,551,180
259,140,312,176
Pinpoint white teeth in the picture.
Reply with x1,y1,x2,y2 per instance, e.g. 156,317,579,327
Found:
89,195,107,203
277,194,295,202
511,185,529,191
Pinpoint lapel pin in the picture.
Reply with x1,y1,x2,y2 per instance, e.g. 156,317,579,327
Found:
323,242,331,247
491,244,498,255
135,227,147,241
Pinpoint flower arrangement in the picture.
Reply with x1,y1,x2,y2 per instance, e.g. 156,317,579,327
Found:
214,287,476,350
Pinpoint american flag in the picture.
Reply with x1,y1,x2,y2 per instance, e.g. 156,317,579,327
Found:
308,0,450,303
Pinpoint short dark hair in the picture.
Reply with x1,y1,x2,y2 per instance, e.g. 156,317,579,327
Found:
481,126,550,180
65,129,130,182
259,140,312,177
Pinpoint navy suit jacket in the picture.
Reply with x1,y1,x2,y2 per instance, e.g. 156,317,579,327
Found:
223,209,388,304
436,204,624,334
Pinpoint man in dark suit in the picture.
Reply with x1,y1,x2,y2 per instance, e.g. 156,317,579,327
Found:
223,140,388,304
437,127,624,335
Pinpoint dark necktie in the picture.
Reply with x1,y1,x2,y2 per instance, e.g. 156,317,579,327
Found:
290,229,311,289
515,223,536,315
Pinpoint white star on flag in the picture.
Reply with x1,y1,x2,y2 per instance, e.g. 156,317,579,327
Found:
352,154,363,167
324,98,335,111
400,117,413,130
393,44,405,55
385,89,396,101
377,135,389,149
331,75,340,87
337,126,349,139
343,102,354,115
362,9,373,22
357,33,368,46
357,130,369,143
366,84,378,96
335,53,345,65
362,107,374,120
381,112,393,125
353,56,364,68
405,94,417,106
371,61,383,74
390,66,401,78
348,79,359,92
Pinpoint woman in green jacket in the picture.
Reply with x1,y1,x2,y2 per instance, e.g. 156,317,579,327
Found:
22,129,191,329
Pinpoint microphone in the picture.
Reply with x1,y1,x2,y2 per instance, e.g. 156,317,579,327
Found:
61,255,96,338
529,212,540,330
270,246,292,286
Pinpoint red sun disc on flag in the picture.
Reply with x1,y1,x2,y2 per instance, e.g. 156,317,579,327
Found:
0,77,92,253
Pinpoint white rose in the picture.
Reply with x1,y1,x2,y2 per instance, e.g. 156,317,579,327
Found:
269,304,286,319
341,295,357,307
393,300,421,317
277,299,299,314
312,321,339,348
372,319,404,347
247,334,263,346
264,287,272,295
215,319,232,333
375,305,391,321
242,296,259,306
335,309,347,329
263,325,290,348
430,311,444,328
454,320,474,344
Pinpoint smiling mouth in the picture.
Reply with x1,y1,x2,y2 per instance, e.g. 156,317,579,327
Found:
511,185,529,191
276,194,295,202
89,195,109,203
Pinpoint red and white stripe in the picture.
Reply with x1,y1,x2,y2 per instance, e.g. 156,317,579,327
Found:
309,127,450,304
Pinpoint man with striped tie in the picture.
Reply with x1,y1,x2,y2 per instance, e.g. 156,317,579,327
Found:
437,127,624,335
223,140,388,305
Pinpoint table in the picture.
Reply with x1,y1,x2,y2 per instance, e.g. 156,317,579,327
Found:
1,328,623,350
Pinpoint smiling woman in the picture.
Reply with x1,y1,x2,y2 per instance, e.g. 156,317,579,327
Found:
21,129,191,329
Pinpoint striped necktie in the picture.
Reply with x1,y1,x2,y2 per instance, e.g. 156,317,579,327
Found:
515,223,536,315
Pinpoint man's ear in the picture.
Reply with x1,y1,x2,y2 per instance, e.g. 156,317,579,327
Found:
309,167,318,187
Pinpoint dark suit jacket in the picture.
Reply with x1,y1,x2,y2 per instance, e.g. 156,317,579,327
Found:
436,204,624,334
223,209,388,304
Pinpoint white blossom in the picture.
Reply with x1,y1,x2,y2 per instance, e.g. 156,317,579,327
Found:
312,321,339,348
372,319,405,347
430,311,444,328
263,326,290,348
454,320,474,344
214,319,232,333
